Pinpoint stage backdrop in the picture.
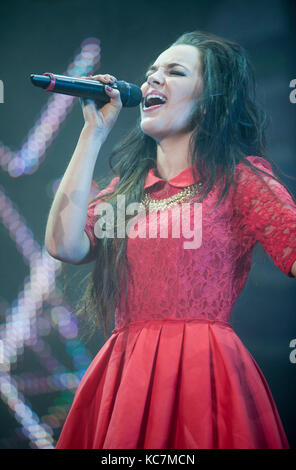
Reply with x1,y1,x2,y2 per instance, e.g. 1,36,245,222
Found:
0,0,295,449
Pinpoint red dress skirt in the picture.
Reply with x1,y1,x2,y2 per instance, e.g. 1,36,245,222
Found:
56,318,289,449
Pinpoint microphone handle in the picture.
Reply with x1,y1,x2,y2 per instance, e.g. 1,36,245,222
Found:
30,73,142,107
31,73,112,102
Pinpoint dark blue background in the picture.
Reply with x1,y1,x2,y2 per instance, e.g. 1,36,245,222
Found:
0,0,295,449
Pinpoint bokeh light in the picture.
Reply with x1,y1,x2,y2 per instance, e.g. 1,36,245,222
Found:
0,37,100,448
0,37,101,176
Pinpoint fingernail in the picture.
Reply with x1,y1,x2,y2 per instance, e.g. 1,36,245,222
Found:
105,86,112,92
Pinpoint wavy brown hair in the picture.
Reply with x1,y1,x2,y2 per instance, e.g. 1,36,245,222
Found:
74,30,296,340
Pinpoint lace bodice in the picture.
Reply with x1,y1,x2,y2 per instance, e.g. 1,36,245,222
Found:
84,156,296,330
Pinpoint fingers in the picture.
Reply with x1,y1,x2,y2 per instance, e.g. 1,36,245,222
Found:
79,72,122,119
91,74,122,106
81,74,121,103
82,74,117,84
104,84,121,104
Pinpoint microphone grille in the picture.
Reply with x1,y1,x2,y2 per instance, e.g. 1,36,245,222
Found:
117,81,142,107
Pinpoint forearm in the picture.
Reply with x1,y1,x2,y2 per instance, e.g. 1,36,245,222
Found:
291,259,296,277
45,124,105,262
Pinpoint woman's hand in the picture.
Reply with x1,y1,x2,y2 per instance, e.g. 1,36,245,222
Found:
80,74,122,140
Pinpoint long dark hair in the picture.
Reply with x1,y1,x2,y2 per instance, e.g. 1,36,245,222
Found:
75,30,296,340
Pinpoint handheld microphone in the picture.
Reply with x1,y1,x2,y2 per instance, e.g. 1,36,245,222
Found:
30,73,142,107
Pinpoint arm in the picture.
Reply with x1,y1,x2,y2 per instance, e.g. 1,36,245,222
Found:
291,260,296,277
45,125,104,264
233,156,296,278
44,74,122,265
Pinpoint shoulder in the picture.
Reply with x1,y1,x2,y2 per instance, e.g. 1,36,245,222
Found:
235,155,273,179
99,176,120,195
233,155,278,192
233,155,296,208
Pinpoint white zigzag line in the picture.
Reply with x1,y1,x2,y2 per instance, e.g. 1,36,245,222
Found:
0,39,101,176
0,38,101,448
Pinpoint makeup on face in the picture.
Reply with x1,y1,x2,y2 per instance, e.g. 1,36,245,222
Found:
140,45,203,139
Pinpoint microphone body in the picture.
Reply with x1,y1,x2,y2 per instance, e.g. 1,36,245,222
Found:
30,73,142,107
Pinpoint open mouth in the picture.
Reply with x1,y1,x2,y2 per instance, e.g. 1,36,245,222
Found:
142,94,167,111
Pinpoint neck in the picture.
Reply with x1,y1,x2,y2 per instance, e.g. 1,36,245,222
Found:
156,133,193,181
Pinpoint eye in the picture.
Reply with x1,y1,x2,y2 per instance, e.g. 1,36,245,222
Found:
144,70,186,80
169,71,185,76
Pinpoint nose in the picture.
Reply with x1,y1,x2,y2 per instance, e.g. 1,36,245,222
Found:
147,69,164,86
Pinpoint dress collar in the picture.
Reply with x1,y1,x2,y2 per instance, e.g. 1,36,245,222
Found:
144,165,198,189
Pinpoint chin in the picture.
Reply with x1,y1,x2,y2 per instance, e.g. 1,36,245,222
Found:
140,123,158,140
140,120,166,141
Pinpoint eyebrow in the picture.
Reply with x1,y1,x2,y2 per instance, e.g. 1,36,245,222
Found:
145,62,189,74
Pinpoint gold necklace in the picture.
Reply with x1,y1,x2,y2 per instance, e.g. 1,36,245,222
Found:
141,182,203,212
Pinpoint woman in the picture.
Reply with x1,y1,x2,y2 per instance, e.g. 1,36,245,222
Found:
45,31,296,449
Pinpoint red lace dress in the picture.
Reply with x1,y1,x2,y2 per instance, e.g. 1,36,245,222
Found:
56,156,296,449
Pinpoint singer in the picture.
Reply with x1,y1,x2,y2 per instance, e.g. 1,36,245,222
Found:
45,30,296,449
